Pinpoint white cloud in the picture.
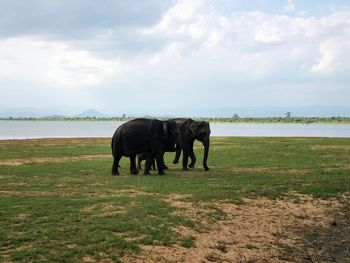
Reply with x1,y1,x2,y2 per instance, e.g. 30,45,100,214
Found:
46,44,119,86
2,4,348,89
156,0,206,29
1,1,350,112
0,37,119,87
141,6,350,79
282,0,295,13
312,40,350,74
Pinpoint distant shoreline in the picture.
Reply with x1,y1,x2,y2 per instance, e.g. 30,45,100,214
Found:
1,117,350,124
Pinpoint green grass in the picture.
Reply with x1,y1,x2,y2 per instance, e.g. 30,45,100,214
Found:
0,137,349,262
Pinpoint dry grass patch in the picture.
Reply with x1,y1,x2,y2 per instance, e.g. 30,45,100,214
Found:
0,137,108,146
16,213,30,220
210,145,237,151
85,189,152,199
81,202,127,216
0,154,111,165
0,190,46,196
122,193,341,263
223,167,311,175
323,164,350,171
82,255,99,263
311,145,350,151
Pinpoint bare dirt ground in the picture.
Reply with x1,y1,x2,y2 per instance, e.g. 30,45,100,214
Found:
0,137,108,145
122,193,349,263
0,154,111,165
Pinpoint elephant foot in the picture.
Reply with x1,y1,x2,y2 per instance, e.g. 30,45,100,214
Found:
163,165,168,170
158,171,166,175
204,166,209,171
143,172,151,176
131,169,139,175
182,167,190,171
111,169,119,176
173,160,178,164
188,163,195,169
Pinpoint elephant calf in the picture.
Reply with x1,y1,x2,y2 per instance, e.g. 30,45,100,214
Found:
137,153,156,170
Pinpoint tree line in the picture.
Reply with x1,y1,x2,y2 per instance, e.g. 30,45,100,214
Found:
1,116,350,124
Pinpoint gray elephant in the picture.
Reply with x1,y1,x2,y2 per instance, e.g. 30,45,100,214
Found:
137,140,177,170
111,118,179,175
137,152,156,170
171,118,211,171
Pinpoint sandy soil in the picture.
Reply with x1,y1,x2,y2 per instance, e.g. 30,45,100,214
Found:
122,193,343,263
0,154,111,165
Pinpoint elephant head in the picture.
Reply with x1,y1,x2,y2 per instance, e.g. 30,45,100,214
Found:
163,120,181,152
189,120,211,170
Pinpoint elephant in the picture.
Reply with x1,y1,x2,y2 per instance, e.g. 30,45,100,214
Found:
137,152,156,170
111,118,180,176
137,138,178,170
171,118,211,171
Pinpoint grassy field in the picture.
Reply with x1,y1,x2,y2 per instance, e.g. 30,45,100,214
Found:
0,137,349,262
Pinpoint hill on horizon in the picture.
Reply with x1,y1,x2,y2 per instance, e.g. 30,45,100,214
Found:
75,109,108,118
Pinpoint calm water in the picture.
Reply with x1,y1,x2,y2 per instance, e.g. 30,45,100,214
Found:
0,120,349,140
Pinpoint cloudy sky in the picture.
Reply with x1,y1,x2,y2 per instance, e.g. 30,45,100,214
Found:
0,0,349,116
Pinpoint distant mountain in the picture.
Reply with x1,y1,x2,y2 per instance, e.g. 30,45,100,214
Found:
76,109,108,118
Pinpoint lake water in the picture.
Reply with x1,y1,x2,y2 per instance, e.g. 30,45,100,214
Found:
0,120,349,140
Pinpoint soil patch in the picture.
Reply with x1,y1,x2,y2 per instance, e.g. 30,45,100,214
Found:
81,202,127,216
324,164,350,171
0,137,108,146
225,167,310,175
123,193,344,262
0,154,111,165
311,145,350,151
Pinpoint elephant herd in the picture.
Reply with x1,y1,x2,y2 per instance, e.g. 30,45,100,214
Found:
111,118,211,175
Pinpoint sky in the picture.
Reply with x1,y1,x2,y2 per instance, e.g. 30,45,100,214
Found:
0,0,349,116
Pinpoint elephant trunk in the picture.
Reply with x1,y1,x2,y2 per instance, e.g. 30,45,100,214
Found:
202,137,210,171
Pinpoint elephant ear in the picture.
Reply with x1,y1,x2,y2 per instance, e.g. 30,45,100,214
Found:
163,122,168,140
188,121,199,138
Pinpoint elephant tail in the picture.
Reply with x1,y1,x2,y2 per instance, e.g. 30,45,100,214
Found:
111,128,123,155
111,130,119,154
111,135,115,152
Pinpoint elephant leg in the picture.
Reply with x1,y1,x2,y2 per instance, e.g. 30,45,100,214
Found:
150,143,165,175
129,154,139,175
162,152,168,170
182,148,190,171
158,159,168,170
112,152,122,175
173,144,182,164
152,158,156,170
137,156,143,170
144,153,153,175
188,146,196,169
154,149,166,175
156,155,166,175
